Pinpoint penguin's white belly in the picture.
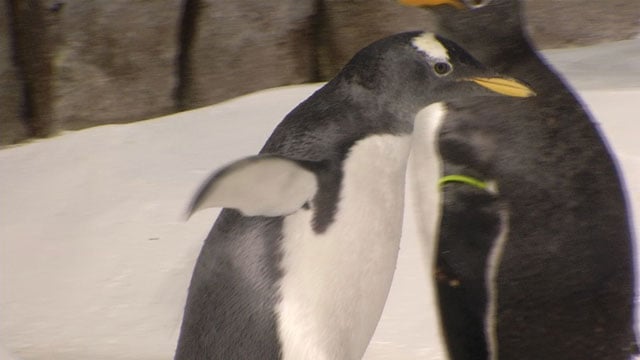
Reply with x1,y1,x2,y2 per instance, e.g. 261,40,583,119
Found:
408,103,445,256
277,133,412,360
406,103,449,355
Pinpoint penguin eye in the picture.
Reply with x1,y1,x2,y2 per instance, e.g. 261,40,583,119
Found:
433,62,452,76
463,0,491,8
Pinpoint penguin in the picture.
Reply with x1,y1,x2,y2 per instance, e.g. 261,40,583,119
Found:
173,31,534,360
400,1,638,359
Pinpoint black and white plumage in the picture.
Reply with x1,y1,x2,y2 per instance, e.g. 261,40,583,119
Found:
173,31,533,360
402,1,637,359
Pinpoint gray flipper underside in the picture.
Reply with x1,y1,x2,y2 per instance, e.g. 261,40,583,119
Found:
187,154,319,218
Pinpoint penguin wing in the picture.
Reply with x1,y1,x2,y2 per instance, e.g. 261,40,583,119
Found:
187,154,319,218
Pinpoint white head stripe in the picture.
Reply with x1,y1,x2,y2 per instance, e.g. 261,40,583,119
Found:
411,32,450,61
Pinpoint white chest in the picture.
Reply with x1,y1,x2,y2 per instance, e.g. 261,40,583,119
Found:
276,133,412,360
406,103,449,356
408,103,445,256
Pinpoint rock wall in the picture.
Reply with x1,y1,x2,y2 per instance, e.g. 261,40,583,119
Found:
48,0,181,130
317,0,434,79
5,0,53,142
0,2,26,145
179,0,317,109
524,0,640,48
1,0,638,146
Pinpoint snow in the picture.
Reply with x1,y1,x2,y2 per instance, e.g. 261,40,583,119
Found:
1,38,639,360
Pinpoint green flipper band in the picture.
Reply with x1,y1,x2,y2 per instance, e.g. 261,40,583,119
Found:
438,175,488,190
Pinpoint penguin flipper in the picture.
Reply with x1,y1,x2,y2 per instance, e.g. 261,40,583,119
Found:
187,154,319,218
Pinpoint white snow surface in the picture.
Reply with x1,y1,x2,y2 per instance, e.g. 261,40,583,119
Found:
1,39,639,360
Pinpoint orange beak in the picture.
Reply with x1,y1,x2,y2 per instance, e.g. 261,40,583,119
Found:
467,77,536,98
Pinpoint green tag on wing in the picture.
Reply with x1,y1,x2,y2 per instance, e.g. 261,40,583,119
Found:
438,175,488,190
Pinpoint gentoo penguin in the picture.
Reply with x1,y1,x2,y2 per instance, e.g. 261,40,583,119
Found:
401,1,637,359
174,31,534,360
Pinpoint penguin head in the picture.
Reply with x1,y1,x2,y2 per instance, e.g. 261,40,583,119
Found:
335,31,533,115
398,0,523,45
398,0,519,16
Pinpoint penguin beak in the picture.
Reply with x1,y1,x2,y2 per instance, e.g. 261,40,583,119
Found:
398,0,464,9
467,77,536,98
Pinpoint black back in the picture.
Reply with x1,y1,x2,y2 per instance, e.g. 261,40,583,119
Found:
175,211,285,359
423,1,637,359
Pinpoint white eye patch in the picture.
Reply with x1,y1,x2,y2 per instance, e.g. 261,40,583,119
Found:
464,0,492,9
411,32,451,63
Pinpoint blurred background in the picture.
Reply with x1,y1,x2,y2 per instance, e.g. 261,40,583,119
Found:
1,0,639,146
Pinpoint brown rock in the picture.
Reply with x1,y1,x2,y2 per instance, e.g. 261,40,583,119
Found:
47,0,180,130
523,0,640,49
0,2,27,146
180,0,317,109
318,0,435,79
4,0,638,138
320,0,639,80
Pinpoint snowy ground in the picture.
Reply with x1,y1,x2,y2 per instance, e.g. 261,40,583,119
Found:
1,38,639,360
